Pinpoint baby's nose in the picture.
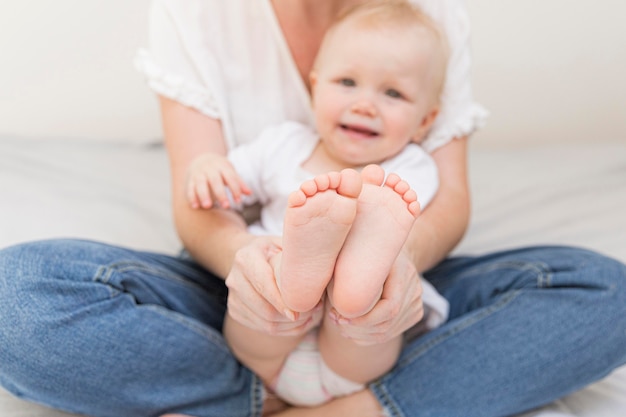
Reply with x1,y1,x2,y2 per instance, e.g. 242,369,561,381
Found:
350,99,377,117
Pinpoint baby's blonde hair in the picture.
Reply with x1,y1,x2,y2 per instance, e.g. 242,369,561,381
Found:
317,0,449,103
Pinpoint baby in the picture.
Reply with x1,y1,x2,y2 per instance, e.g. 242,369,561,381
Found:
186,0,449,406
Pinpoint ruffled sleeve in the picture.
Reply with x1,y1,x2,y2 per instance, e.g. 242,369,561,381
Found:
135,50,220,119
418,0,489,153
134,0,221,120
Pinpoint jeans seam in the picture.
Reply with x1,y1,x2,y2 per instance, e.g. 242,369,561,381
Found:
92,263,231,355
371,289,523,417
368,381,403,417
93,265,121,297
529,261,550,288
250,373,265,417
94,261,208,292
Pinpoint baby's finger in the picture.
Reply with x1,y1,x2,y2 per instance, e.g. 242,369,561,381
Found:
186,180,201,209
205,171,230,208
239,180,252,195
225,165,252,196
221,171,246,203
194,178,214,209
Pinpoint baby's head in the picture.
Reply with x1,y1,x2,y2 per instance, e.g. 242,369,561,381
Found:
318,0,447,104
310,0,448,162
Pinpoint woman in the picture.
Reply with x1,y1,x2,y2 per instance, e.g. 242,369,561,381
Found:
137,0,626,415
0,1,624,416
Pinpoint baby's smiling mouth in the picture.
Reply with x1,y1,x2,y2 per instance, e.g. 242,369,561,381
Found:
340,123,379,138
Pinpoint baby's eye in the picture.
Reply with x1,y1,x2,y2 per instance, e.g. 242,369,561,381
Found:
339,78,356,87
385,89,404,99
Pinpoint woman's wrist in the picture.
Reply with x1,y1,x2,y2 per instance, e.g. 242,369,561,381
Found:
180,208,254,278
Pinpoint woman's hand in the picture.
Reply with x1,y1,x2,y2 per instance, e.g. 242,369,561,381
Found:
328,250,424,345
225,236,324,336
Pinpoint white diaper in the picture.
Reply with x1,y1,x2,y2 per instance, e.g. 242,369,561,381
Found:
271,331,364,407
271,278,449,406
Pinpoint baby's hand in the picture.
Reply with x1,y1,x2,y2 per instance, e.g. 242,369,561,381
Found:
186,152,251,209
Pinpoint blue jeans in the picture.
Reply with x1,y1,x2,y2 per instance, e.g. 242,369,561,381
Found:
0,240,624,417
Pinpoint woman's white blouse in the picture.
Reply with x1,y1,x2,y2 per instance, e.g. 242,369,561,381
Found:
136,0,488,153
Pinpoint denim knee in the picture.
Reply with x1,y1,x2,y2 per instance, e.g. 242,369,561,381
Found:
0,240,96,371
0,242,46,389
0,240,46,308
0,240,43,279
564,248,626,366
568,247,626,293
0,239,83,283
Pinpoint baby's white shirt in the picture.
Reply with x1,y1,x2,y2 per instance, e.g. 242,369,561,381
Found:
228,121,449,329
228,122,439,237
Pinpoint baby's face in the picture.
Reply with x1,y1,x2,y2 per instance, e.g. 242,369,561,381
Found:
311,21,439,167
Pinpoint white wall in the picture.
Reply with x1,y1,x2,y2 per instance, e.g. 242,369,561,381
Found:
0,0,161,141
0,0,625,146
469,0,626,147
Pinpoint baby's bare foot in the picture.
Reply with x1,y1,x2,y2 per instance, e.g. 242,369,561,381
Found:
278,169,362,312
330,165,420,318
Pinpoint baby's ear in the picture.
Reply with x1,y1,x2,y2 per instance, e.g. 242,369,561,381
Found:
411,106,440,144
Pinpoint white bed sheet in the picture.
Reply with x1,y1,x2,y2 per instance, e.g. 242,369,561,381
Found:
0,137,179,254
1,137,624,416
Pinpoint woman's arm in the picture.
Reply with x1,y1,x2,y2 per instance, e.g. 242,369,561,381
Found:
406,135,470,273
160,95,319,335
159,95,253,278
